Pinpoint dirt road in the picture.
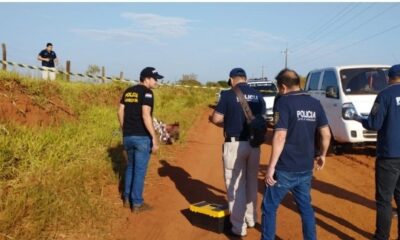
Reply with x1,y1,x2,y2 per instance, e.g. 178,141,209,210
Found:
108,108,397,240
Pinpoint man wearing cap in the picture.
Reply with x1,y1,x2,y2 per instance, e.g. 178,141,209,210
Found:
210,68,266,237
117,67,163,213
356,64,400,240
262,69,331,240
37,43,58,81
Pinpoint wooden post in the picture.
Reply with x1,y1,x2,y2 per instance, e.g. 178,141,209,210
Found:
120,71,124,81
101,66,105,83
2,43,6,71
66,60,71,82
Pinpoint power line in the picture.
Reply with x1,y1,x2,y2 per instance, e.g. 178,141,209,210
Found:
295,22,400,67
292,3,374,57
290,4,355,51
294,3,395,61
291,3,358,52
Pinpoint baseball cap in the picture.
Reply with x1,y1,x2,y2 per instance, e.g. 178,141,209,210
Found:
140,67,164,80
229,68,247,78
388,64,400,79
228,68,246,86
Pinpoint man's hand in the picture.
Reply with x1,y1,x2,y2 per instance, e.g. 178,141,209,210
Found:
265,166,277,186
315,155,326,170
151,140,159,154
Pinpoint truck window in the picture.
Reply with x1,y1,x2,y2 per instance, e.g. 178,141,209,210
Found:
340,68,389,95
321,71,338,91
307,72,321,91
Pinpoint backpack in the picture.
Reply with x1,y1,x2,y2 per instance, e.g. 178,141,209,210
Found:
233,86,267,148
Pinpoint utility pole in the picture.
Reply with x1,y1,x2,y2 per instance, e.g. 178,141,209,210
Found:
2,43,6,71
281,48,289,68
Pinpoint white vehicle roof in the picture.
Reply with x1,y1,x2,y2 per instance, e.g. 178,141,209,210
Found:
309,64,391,73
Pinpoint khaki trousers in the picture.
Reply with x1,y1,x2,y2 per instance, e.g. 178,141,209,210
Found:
223,140,260,235
41,67,56,81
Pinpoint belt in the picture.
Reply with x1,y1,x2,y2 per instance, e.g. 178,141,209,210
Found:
224,136,248,142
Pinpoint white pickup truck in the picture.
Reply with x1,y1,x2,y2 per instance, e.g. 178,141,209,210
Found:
305,65,390,153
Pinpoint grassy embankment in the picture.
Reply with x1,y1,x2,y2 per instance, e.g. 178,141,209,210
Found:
0,71,216,239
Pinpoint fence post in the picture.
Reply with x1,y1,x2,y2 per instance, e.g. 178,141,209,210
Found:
66,60,71,82
120,71,124,81
101,66,105,84
2,43,6,71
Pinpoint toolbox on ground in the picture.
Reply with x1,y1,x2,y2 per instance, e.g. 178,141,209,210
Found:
188,201,231,233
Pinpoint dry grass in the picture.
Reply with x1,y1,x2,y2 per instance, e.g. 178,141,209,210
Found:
0,71,216,239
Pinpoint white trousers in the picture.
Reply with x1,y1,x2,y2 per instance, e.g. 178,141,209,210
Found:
41,67,56,81
223,141,260,236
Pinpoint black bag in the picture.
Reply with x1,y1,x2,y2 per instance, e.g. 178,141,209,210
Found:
233,86,267,148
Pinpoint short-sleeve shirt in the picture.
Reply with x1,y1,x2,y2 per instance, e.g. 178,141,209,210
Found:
120,84,154,137
274,91,329,172
362,83,400,158
38,50,57,68
215,82,266,139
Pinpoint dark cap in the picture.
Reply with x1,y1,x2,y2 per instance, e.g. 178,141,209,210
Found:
388,64,400,79
229,68,247,78
228,68,246,86
140,67,164,81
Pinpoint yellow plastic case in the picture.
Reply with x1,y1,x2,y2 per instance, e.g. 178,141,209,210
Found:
189,201,229,218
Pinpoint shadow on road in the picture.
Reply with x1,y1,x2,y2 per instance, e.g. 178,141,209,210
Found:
107,144,127,199
158,160,226,204
257,164,374,239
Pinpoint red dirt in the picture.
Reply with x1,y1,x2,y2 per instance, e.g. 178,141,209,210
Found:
0,81,75,126
106,109,398,240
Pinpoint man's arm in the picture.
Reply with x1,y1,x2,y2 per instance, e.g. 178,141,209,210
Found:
117,104,124,129
37,55,49,62
210,111,224,128
361,95,387,131
142,105,159,152
315,126,331,170
265,130,287,186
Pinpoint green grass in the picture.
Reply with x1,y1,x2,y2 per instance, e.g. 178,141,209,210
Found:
0,71,216,239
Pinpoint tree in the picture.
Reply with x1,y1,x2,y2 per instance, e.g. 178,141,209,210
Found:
217,80,229,88
177,73,202,86
86,65,101,76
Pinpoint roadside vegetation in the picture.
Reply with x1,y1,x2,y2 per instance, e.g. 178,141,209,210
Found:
0,71,216,239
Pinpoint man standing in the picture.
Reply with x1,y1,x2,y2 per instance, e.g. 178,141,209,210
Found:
117,67,163,213
358,64,400,240
210,68,266,237
262,69,331,240
37,43,58,80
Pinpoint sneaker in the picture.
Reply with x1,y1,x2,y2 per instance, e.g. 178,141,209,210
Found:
123,198,130,209
132,203,153,214
247,222,255,228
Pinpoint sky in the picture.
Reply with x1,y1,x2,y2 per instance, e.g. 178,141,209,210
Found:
1,2,400,83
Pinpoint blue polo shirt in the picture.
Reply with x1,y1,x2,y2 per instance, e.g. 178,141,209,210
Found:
38,49,57,68
362,83,400,158
215,83,266,139
275,91,329,172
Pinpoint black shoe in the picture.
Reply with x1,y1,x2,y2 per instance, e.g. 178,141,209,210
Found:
132,203,153,214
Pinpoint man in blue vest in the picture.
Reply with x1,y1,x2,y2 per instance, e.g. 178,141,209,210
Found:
262,69,331,240
356,64,400,240
210,68,266,237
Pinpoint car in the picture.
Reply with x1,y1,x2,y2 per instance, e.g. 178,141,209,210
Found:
247,79,278,125
305,65,390,153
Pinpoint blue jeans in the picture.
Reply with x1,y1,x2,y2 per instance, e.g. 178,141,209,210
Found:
374,158,400,240
261,170,316,240
123,136,151,206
